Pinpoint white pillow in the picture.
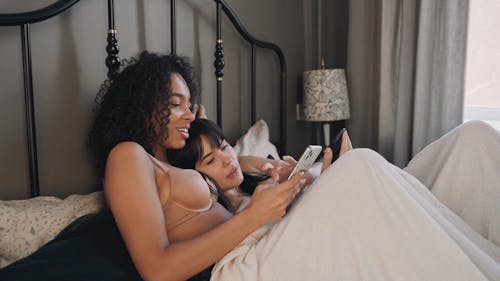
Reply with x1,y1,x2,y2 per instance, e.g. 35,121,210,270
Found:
233,119,280,159
0,191,104,268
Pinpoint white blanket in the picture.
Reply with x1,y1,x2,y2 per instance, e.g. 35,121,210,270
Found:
405,120,500,247
211,121,500,281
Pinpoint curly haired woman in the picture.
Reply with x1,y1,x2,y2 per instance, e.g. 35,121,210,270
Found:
87,51,311,281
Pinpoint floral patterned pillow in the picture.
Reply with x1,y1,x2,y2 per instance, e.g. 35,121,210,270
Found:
0,191,104,268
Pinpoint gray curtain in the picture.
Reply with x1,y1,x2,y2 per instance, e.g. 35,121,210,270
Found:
346,0,469,167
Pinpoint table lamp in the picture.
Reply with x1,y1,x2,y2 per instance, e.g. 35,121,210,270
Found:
302,66,350,146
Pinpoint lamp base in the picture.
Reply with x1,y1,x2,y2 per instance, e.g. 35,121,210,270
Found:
311,121,346,147
323,123,331,147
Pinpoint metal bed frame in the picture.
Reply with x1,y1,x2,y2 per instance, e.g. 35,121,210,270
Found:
0,0,287,198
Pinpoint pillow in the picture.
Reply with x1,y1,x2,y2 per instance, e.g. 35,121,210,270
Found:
233,119,280,159
0,191,104,268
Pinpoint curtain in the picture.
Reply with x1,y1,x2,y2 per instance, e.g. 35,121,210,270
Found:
345,0,469,167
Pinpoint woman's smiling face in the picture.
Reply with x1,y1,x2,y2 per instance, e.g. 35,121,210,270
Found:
154,73,195,159
195,136,244,191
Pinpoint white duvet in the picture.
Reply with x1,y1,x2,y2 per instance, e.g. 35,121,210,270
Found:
211,121,500,281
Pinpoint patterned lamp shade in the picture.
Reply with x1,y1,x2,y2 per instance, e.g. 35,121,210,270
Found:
303,69,350,122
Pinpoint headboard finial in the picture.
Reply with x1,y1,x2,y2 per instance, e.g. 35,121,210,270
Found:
106,0,120,79
105,30,120,79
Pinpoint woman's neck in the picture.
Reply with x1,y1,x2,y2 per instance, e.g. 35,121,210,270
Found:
153,145,169,163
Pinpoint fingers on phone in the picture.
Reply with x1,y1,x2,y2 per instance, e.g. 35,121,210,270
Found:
282,155,297,164
296,172,308,190
261,162,274,171
282,172,303,189
261,162,281,181
285,177,303,200
290,171,304,181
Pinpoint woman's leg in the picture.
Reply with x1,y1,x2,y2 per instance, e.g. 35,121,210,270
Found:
404,120,500,246
212,149,498,280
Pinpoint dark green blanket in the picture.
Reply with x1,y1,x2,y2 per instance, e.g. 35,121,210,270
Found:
0,210,142,281
0,210,213,281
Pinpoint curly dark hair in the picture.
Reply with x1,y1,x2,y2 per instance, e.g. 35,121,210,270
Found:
88,51,198,182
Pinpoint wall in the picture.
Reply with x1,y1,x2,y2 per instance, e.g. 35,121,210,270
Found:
322,0,348,69
0,0,315,199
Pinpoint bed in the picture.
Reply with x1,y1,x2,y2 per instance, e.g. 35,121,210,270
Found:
0,0,287,278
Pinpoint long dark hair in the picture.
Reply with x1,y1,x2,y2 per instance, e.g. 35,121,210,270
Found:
88,51,198,183
167,119,270,210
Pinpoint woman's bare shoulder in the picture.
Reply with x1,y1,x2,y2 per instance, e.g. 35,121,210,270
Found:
106,142,152,166
105,142,155,187
109,141,148,156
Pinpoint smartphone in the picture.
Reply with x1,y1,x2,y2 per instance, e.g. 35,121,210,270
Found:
331,128,346,161
287,145,323,180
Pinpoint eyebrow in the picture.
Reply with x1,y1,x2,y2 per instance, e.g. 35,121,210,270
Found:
169,92,191,100
200,151,214,162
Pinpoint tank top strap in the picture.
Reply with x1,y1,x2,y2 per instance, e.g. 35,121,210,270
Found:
146,153,174,205
147,153,171,173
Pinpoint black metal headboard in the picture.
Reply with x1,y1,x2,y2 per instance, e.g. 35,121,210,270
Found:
0,0,287,198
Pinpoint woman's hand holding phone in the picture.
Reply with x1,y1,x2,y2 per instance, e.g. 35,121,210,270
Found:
260,157,295,183
287,145,322,180
245,172,307,222
247,131,354,185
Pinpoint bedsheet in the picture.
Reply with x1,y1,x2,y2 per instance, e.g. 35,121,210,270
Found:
211,148,500,281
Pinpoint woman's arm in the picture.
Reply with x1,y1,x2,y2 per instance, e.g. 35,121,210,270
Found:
239,131,354,183
223,188,251,212
105,142,304,281
238,155,293,182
